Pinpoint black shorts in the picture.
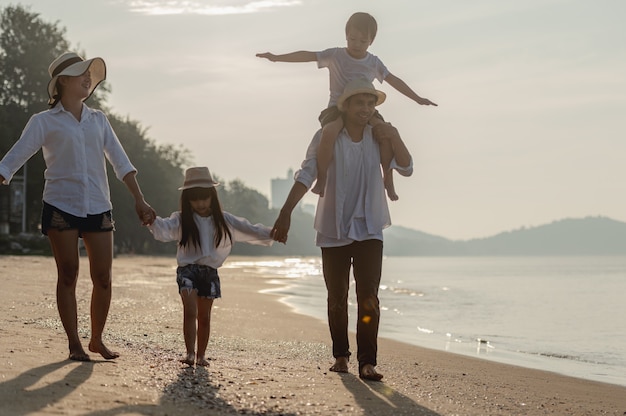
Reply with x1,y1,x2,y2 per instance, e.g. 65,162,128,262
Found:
176,264,222,299
41,201,114,237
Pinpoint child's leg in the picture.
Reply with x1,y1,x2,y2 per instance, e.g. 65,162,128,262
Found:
312,117,344,197
370,117,398,201
196,297,214,366
380,141,398,201
180,289,198,365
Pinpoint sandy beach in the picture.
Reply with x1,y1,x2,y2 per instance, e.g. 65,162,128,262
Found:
1,254,625,415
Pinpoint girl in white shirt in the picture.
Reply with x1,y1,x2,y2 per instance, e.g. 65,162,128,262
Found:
0,52,155,362
148,167,274,367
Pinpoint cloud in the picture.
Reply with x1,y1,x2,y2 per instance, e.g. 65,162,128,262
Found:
121,0,301,15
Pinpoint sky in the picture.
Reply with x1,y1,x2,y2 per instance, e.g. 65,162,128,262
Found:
2,0,625,240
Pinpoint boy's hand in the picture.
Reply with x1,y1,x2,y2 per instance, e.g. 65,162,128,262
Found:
256,52,276,62
417,96,437,106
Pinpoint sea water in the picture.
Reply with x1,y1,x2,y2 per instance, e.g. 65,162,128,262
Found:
224,256,626,387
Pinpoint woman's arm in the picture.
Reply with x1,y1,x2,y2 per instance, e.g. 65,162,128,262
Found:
0,116,45,184
123,171,156,225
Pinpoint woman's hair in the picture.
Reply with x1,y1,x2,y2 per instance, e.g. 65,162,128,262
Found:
49,77,65,108
179,187,232,250
345,12,378,42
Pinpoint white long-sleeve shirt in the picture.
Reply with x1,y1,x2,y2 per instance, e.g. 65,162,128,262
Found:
0,103,136,217
148,211,273,268
294,126,413,247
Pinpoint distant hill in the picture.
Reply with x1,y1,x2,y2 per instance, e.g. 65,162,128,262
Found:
232,215,626,257
382,226,457,256
383,216,626,256
246,215,626,257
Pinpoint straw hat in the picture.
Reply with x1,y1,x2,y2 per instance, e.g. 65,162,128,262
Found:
336,78,386,111
178,167,220,190
47,52,106,105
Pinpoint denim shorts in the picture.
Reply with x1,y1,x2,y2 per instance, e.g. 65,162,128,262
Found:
176,264,222,299
41,201,114,237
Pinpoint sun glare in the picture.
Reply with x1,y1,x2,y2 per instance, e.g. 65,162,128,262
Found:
124,0,301,15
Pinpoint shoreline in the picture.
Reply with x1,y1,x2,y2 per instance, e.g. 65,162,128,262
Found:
277,293,626,389
240,255,626,388
1,254,625,415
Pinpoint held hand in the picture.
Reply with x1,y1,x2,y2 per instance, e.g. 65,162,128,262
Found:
142,210,156,226
271,211,291,244
256,52,276,62
135,200,156,226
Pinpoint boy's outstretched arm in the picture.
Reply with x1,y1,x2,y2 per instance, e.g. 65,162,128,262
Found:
385,73,438,106
256,51,317,63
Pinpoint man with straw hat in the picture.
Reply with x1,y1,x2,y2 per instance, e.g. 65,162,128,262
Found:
0,51,155,362
272,78,413,381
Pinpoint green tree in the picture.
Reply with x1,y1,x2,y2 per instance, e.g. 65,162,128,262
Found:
0,5,68,112
220,179,272,222
216,178,317,256
106,115,189,253
0,5,316,257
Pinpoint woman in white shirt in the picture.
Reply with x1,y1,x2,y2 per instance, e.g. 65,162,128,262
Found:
148,167,274,367
0,52,155,362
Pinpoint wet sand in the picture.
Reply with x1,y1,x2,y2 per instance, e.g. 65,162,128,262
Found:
1,254,625,415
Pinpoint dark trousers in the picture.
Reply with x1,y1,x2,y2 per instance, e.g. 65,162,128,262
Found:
321,239,383,369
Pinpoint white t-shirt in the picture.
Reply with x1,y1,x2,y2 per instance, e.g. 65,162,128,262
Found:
316,47,390,107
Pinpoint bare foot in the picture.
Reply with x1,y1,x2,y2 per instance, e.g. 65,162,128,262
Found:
196,357,210,367
329,356,349,373
88,341,119,360
68,343,91,361
359,364,383,381
68,351,91,362
180,353,195,366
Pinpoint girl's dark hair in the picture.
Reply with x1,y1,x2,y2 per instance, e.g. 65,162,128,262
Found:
179,187,232,250
345,12,378,42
